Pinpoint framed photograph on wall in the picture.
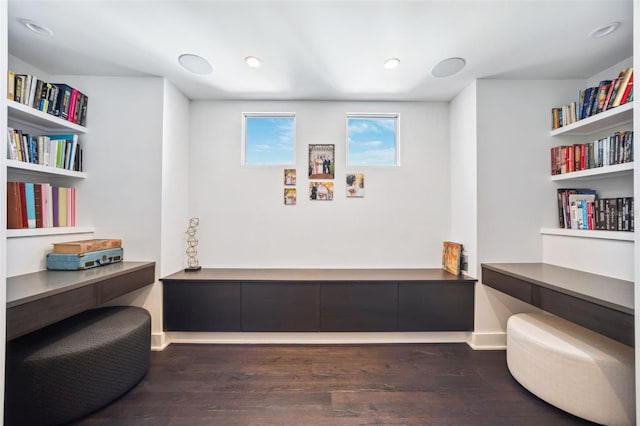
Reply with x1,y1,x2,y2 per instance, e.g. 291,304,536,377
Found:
346,173,364,197
308,144,335,179
309,181,334,201
284,188,297,205
284,169,296,186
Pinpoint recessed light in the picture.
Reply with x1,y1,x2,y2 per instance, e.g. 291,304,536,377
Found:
588,22,620,39
178,54,213,75
384,58,400,69
431,57,466,78
19,18,53,37
245,56,262,68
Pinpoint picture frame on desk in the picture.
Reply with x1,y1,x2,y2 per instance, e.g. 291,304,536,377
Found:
442,241,463,275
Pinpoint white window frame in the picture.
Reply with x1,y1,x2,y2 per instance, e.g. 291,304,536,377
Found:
242,112,296,166
346,113,400,166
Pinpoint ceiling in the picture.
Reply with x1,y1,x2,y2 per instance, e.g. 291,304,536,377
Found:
7,0,634,102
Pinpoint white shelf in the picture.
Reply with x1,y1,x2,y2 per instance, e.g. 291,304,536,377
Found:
7,226,95,238
550,162,633,182
7,100,87,134
540,227,634,241
7,159,87,179
550,102,633,137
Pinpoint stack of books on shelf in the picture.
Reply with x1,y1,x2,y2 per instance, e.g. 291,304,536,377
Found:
6,70,88,126
6,182,76,229
550,130,633,175
48,239,123,271
551,66,633,130
557,188,634,232
7,127,83,171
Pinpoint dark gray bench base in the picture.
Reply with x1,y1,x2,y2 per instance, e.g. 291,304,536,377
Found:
4,306,151,426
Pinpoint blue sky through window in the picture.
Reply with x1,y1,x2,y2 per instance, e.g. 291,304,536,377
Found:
245,115,295,165
347,116,398,166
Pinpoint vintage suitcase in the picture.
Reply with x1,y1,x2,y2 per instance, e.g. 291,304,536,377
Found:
47,247,123,271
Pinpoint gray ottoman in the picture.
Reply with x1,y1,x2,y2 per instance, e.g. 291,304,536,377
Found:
4,306,151,426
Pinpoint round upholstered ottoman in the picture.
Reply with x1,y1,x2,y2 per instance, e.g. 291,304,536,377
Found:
507,313,634,425
4,306,151,426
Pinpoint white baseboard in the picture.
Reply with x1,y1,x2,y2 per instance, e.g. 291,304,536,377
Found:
162,331,472,346
467,331,507,350
151,332,170,351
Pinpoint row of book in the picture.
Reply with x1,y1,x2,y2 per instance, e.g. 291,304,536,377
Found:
557,188,634,232
7,182,76,229
550,130,633,175
7,70,88,127
7,127,83,171
551,66,633,130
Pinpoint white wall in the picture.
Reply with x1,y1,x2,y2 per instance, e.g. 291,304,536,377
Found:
158,79,190,347
56,75,165,334
633,2,639,423
449,81,477,274
189,101,450,268
471,79,586,347
0,0,8,419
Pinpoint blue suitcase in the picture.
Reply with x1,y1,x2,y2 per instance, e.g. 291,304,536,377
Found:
47,247,123,270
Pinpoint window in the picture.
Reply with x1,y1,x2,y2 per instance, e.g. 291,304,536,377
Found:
243,113,295,165
347,114,399,166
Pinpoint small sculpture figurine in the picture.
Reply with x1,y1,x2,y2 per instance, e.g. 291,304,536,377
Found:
184,217,201,272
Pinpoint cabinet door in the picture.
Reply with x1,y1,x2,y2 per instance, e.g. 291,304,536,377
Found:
320,282,397,331
398,282,474,331
242,282,320,331
163,281,241,331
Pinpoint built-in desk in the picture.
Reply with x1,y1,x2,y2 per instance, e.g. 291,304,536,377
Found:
481,263,634,347
162,268,477,333
6,261,156,340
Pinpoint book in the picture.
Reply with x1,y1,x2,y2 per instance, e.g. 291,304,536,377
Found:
52,84,73,120
593,80,612,114
7,70,15,101
24,182,36,229
619,70,633,106
612,67,633,107
442,241,463,275
34,183,43,228
52,238,122,254
6,182,24,229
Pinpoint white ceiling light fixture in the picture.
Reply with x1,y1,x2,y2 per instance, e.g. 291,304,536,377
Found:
19,18,53,37
384,58,400,69
431,57,466,78
178,54,214,75
588,22,620,39
245,56,262,68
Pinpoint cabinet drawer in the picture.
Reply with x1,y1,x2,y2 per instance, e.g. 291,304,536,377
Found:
399,282,474,331
320,282,397,331
242,282,320,331
163,281,241,331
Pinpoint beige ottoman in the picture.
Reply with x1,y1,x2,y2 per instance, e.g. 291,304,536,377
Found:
507,313,634,425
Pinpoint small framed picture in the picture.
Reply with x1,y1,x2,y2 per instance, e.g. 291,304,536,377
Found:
284,188,297,205
308,144,335,179
309,181,334,201
346,173,364,197
284,169,296,186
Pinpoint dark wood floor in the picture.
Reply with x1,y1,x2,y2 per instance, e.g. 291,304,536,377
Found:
72,343,596,425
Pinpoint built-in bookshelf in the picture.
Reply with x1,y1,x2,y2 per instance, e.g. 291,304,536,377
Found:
546,100,634,240
6,90,88,238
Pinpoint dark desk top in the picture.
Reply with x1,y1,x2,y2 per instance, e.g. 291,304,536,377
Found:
162,268,477,283
481,262,633,315
7,261,155,308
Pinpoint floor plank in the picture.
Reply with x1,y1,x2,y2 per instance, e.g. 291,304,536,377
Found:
71,343,596,425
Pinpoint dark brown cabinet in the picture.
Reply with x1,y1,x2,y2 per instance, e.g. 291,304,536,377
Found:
320,282,397,331
242,282,320,331
398,282,474,331
161,269,476,333
163,281,241,331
